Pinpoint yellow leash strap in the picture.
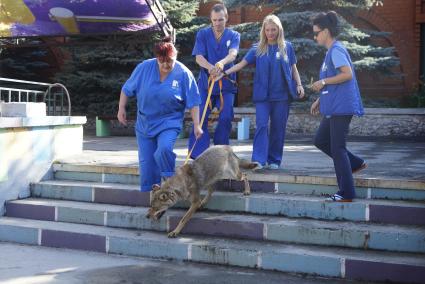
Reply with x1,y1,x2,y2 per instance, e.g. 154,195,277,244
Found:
209,79,224,122
184,76,216,164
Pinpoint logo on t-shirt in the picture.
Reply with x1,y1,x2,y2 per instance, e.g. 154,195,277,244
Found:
276,52,280,59
226,40,230,48
321,62,327,72
172,80,179,88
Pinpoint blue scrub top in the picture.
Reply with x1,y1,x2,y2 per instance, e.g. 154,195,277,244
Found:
244,41,297,102
192,26,240,95
319,41,364,116
122,58,201,137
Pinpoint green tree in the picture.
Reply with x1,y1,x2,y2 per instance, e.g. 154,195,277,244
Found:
54,35,155,115
0,39,50,82
53,0,203,116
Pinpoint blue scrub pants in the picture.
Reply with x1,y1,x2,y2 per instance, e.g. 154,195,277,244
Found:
313,115,364,199
136,128,179,192
188,89,235,158
252,100,290,166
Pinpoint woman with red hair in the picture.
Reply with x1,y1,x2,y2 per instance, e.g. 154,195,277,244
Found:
117,37,202,192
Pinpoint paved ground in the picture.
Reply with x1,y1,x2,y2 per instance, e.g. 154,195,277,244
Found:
58,135,425,181
0,242,378,284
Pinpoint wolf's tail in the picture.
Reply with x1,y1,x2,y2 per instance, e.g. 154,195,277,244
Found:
238,159,261,170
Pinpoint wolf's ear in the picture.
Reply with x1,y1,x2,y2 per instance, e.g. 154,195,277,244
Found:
152,184,161,191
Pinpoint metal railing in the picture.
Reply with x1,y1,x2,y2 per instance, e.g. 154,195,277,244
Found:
0,77,71,116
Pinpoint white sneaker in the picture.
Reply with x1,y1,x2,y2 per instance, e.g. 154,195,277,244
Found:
268,163,280,170
253,163,264,171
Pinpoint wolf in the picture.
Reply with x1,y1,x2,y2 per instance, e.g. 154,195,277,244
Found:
146,145,259,238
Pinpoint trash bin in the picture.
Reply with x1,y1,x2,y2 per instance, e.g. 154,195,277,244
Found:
96,116,111,137
237,117,250,140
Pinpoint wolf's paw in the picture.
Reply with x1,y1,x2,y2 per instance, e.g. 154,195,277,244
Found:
243,191,251,196
168,230,179,238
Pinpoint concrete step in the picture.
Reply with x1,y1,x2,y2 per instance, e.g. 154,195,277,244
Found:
53,163,425,201
0,217,423,283
32,180,425,226
5,198,425,254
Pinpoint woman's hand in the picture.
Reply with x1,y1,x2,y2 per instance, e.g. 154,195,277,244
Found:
297,85,305,99
310,98,320,115
117,107,127,126
311,80,324,92
193,125,203,139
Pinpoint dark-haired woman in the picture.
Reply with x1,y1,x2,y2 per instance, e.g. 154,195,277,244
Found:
117,37,202,192
310,11,366,202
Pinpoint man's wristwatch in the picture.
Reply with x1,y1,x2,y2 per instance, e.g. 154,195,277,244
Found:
321,79,326,86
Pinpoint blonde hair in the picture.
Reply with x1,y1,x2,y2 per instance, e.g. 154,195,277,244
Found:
256,14,286,57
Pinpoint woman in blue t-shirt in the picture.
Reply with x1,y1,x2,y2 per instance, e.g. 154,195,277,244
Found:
310,11,367,202
117,37,202,192
217,14,304,169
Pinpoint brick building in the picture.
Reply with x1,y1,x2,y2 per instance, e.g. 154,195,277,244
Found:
198,0,425,105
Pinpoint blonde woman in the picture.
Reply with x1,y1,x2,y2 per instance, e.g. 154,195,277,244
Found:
218,14,304,169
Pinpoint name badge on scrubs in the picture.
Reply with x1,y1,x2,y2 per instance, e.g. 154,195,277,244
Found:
322,90,329,95
226,40,230,48
283,54,288,62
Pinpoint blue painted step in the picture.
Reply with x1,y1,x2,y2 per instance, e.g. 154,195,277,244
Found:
52,164,425,202
0,217,424,283
32,180,425,226
5,198,425,254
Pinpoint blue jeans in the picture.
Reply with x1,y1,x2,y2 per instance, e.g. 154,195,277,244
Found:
314,115,364,199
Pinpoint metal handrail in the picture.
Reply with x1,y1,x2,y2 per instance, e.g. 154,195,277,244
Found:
45,83,71,116
0,77,71,116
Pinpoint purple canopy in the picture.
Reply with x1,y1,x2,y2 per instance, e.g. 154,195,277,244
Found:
1,0,171,38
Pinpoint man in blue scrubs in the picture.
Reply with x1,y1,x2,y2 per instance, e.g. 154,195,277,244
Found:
188,3,240,158
118,37,202,192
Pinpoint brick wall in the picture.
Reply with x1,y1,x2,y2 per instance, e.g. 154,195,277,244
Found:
356,0,420,95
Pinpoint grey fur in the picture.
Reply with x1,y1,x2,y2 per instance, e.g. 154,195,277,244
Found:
146,145,260,238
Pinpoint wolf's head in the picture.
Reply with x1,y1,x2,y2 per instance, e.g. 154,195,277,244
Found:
146,182,179,220
146,164,193,220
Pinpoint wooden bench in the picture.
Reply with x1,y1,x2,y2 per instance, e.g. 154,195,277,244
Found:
95,113,250,139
